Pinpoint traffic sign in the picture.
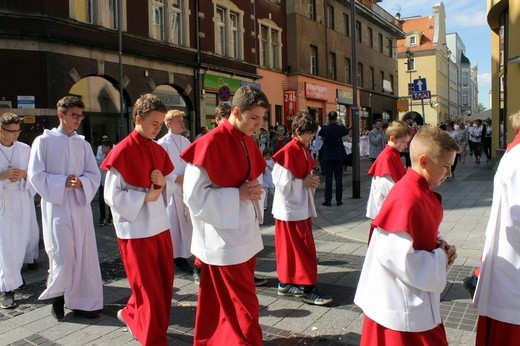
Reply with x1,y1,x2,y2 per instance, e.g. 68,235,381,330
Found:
413,78,427,92
412,90,431,100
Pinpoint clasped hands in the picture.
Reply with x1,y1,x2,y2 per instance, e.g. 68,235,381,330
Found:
145,169,166,202
2,167,26,182
66,175,82,189
437,239,457,267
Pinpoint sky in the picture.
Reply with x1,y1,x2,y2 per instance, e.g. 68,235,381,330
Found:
378,0,491,110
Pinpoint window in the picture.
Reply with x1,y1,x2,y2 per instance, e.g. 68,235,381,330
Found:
369,67,374,89
214,3,244,59
462,92,468,105
216,7,226,55
378,33,383,53
151,0,165,41
343,13,349,37
259,21,282,70
310,45,318,75
307,0,316,20
357,63,363,87
345,58,351,84
356,21,362,43
326,5,334,29
329,53,336,80
170,0,186,46
410,36,416,45
390,74,394,95
387,38,393,57
380,71,385,92
408,83,413,96
229,12,239,58
72,0,94,23
368,27,373,48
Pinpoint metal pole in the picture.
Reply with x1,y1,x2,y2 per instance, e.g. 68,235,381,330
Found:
350,0,360,199
193,0,201,139
406,50,413,112
117,0,125,142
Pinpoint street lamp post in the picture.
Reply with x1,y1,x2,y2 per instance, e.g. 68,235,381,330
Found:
406,50,414,112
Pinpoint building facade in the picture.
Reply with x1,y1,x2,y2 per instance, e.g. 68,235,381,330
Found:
487,0,520,154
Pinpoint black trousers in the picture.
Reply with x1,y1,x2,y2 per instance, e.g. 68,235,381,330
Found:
322,159,343,203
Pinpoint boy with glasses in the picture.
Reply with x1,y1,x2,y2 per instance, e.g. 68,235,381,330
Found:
28,95,103,320
0,113,40,309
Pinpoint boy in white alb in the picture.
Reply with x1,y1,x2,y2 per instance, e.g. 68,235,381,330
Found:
0,113,39,309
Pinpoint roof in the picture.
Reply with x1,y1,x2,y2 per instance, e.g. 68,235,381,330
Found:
397,16,436,53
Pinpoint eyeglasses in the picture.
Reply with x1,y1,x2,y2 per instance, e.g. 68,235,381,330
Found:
1,127,22,134
67,112,85,121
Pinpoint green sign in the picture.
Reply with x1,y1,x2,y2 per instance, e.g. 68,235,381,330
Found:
203,74,242,92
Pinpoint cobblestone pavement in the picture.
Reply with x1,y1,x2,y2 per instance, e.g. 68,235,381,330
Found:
0,155,495,345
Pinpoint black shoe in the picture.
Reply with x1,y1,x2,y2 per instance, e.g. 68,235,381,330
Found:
193,266,201,285
0,291,16,309
322,201,331,206
174,258,194,273
51,296,65,320
337,201,343,206
18,278,26,290
254,276,267,286
462,275,477,299
73,309,100,318
27,261,38,270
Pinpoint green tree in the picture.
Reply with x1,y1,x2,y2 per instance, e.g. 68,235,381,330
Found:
478,103,487,112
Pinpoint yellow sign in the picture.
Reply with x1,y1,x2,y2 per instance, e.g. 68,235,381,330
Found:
397,99,409,112
23,115,36,124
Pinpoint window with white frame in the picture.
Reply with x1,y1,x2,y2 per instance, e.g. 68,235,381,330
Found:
151,0,166,41
310,45,318,75
407,57,415,71
214,3,244,59
70,0,128,30
307,0,316,20
258,20,282,70
410,36,416,45
170,0,186,46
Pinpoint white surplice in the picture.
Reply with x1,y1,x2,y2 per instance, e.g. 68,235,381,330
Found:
157,132,193,258
0,141,39,292
28,129,103,311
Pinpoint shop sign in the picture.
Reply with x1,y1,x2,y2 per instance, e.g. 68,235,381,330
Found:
203,74,242,93
283,90,297,126
17,95,35,109
23,115,36,124
336,89,353,105
304,83,327,101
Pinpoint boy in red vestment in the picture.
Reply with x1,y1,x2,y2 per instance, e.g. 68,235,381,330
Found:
101,94,175,345
366,120,412,241
181,85,269,346
272,111,332,306
354,125,458,345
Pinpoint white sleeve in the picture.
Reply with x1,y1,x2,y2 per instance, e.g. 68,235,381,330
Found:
272,163,303,204
375,229,448,293
183,163,240,229
104,168,146,223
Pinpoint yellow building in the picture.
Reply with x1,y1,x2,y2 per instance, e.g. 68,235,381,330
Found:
487,0,520,154
396,3,450,125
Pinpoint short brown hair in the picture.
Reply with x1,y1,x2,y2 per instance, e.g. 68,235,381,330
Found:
410,125,459,162
57,95,84,113
231,85,270,112
385,120,412,140
291,111,318,135
214,103,231,121
0,112,23,126
132,93,167,120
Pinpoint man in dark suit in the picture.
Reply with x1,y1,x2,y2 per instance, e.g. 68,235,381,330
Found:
318,111,348,206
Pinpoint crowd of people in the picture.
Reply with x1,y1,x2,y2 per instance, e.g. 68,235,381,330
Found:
1,87,517,345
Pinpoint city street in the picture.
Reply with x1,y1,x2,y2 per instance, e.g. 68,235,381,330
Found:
0,156,493,345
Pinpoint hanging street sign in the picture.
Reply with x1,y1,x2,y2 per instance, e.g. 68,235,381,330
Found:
412,90,432,100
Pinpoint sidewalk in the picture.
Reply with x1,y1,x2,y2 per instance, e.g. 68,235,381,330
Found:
0,155,495,345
